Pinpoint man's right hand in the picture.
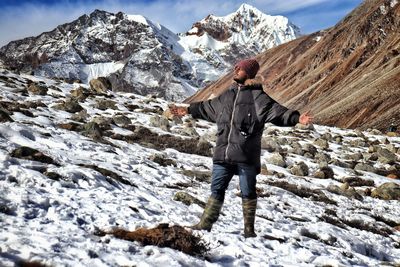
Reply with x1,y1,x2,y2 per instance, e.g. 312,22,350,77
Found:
168,104,188,117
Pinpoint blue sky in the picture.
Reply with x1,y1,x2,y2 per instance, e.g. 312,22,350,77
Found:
0,0,363,47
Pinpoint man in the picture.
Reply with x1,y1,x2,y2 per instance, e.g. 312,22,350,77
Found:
170,58,313,238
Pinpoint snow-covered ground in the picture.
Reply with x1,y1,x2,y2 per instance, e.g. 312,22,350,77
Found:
0,69,399,266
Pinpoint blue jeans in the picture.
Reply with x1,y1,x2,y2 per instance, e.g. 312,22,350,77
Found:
210,163,258,201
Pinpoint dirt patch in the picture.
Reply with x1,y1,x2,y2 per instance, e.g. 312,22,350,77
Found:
78,164,137,188
110,125,212,157
101,224,209,256
263,180,337,205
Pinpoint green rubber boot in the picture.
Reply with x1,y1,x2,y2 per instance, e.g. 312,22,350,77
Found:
242,198,257,238
191,196,223,231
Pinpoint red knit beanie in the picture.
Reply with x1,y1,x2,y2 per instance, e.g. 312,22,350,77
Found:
235,58,260,79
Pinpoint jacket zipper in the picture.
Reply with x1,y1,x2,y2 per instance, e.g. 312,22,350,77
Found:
225,86,241,161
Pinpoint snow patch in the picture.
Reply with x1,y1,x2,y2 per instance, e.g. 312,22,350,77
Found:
82,61,125,83
127,14,148,25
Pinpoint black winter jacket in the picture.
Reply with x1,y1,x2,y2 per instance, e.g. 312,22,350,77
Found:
188,79,300,173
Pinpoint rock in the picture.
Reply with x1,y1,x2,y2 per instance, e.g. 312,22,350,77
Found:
71,110,88,123
91,116,113,131
387,173,398,179
261,138,283,152
295,123,314,130
368,145,379,153
315,152,331,164
377,148,397,164
331,159,356,169
320,132,332,141
200,129,218,143
267,152,287,167
71,86,90,101
303,143,317,159
113,115,131,127
354,163,375,173
27,83,48,95
288,142,304,156
89,77,111,94
386,144,398,153
290,161,309,176
332,135,343,144
173,192,205,207
387,132,399,137
0,109,13,122
149,153,177,167
349,139,367,147
94,99,118,110
53,99,84,113
276,137,289,146
342,176,375,187
180,169,211,183
363,152,378,161
345,152,363,161
57,122,81,131
150,115,170,131
354,130,365,138
10,146,56,165
369,129,382,135
313,170,326,179
327,184,363,201
44,171,62,181
314,138,329,150
181,127,199,137
81,122,103,139
371,182,400,200
320,166,334,179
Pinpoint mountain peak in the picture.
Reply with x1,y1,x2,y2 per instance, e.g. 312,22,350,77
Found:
236,3,264,15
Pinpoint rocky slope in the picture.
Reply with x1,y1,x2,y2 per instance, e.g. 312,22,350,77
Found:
0,5,299,101
186,0,400,131
0,68,400,266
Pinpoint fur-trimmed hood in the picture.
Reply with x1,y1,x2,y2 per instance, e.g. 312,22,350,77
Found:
244,77,263,87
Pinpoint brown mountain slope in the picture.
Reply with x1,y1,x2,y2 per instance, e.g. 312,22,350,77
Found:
185,0,400,131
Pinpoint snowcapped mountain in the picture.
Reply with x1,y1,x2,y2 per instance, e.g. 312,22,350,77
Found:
0,68,400,266
0,4,300,101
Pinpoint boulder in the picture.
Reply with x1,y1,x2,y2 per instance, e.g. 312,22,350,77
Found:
371,182,400,200
80,122,103,139
71,110,88,123
0,109,13,122
295,123,314,130
314,138,329,150
354,163,375,173
327,183,363,201
288,142,304,156
70,86,91,101
267,152,287,167
94,99,118,110
290,161,309,176
150,115,170,131
173,192,205,207
377,148,397,165
53,99,84,113
10,146,56,165
303,143,317,158
27,83,48,95
261,138,283,152
89,77,111,94
113,115,131,127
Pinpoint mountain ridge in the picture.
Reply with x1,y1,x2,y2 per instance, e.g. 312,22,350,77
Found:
0,4,300,101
